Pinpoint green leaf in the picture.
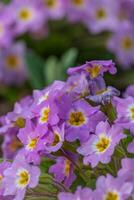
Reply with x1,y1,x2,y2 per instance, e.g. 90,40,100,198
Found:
25,51,45,89
44,56,59,84
61,48,78,70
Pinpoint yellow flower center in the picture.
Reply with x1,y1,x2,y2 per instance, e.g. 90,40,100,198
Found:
86,64,101,79
69,111,86,126
5,55,20,69
121,36,133,50
96,8,106,19
95,135,111,153
72,0,84,6
52,132,61,146
18,8,33,21
64,159,71,177
129,106,134,121
105,191,119,200
26,137,38,151
16,169,30,189
45,0,56,7
0,174,3,183
15,117,26,128
39,106,50,124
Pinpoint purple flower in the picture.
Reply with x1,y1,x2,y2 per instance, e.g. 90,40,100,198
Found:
123,85,134,98
3,151,40,200
64,73,90,100
58,186,94,200
0,5,14,47
32,96,59,136
114,96,134,134
42,0,65,20
118,158,134,198
62,99,105,142
0,42,27,85
18,120,45,164
86,76,120,104
67,60,117,78
45,123,65,153
0,161,11,196
85,0,119,33
108,23,134,68
49,156,76,188
9,0,45,34
94,174,133,200
2,128,22,160
127,140,134,154
78,121,125,167
65,0,90,23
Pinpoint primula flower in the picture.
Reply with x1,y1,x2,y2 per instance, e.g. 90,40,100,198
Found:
58,186,94,200
65,0,90,23
42,0,65,19
32,97,59,136
3,152,40,200
108,23,134,68
78,121,125,167
49,156,76,188
9,0,45,34
0,42,27,85
63,99,105,142
64,73,89,100
114,96,134,134
2,128,22,160
0,6,14,47
85,0,119,33
0,161,12,198
94,174,133,200
45,123,65,153
18,120,45,164
67,60,117,79
118,158,134,198
127,140,134,153
86,76,120,104
123,85,134,98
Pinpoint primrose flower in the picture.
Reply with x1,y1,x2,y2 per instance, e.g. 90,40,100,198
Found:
64,73,90,99
0,6,14,47
63,99,105,142
85,0,119,33
118,158,134,198
3,152,40,200
58,186,94,200
127,140,134,153
114,96,134,134
0,42,27,85
86,76,120,104
78,121,125,167
108,23,134,68
9,0,45,34
42,0,65,19
45,123,65,153
0,161,11,197
66,0,90,23
94,174,133,200
123,85,134,98
49,155,76,188
67,60,117,79
18,120,45,164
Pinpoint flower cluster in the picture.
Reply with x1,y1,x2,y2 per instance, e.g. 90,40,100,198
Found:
0,59,134,200
0,0,134,85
